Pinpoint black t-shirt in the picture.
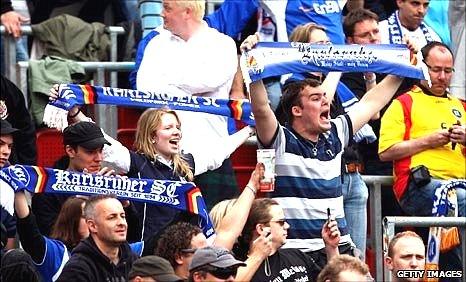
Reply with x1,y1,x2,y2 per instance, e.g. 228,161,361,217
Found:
251,249,320,282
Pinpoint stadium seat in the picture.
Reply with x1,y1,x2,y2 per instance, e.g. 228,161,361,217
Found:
117,128,136,149
231,143,258,189
117,107,142,129
36,128,64,168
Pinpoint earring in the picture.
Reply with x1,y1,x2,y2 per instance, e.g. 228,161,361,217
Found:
151,139,156,144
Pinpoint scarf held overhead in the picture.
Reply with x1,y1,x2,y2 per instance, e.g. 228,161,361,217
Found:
43,84,255,130
0,165,215,239
240,42,426,84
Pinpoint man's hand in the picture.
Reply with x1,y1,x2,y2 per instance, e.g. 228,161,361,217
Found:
322,218,340,249
449,124,466,146
250,227,273,260
1,11,28,38
426,129,451,148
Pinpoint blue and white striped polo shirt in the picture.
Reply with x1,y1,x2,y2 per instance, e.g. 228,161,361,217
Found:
262,114,354,252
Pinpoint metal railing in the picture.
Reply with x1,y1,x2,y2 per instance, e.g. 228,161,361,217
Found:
1,25,125,89
383,216,466,281
361,175,393,281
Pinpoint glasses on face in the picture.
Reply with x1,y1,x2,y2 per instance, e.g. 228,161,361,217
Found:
180,248,197,254
207,267,238,279
269,219,287,226
423,61,455,74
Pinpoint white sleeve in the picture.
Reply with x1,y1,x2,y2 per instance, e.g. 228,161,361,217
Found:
177,34,237,95
102,131,131,174
191,126,252,175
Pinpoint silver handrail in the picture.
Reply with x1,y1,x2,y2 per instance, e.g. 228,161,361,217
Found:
361,175,393,281
1,25,125,87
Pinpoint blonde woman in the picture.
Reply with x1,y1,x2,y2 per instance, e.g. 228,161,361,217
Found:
66,106,254,241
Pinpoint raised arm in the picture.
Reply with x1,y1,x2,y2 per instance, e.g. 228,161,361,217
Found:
249,80,279,146
213,163,262,250
240,34,279,146
15,191,47,263
348,75,403,134
321,72,342,105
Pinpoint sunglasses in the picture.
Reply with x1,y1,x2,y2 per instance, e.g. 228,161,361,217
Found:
269,219,287,226
180,248,197,254
207,267,238,279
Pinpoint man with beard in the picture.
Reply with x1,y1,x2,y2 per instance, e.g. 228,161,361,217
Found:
57,195,139,281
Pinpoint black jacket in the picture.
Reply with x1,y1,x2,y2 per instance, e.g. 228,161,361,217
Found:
0,75,37,165
57,236,138,282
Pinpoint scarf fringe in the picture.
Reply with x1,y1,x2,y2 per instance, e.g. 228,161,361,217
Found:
43,104,69,131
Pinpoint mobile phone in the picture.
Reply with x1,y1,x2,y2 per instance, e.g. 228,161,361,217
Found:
327,208,331,223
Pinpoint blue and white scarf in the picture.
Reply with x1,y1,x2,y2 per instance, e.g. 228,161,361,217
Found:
240,42,426,84
426,179,465,279
0,165,215,239
43,84,255,130
387,11,434,44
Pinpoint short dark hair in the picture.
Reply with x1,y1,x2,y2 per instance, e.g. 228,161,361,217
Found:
281,78,322,124
343,8,379,37
421,41,453,61
317,254,370,282
387,231,423,257
83,194,118,220
154,222,202,269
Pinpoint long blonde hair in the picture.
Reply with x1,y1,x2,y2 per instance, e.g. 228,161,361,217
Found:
134,108,194,181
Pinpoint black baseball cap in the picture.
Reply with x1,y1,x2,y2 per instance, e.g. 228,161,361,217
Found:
129,256,183,282
63,121,111,150
0,119,19,135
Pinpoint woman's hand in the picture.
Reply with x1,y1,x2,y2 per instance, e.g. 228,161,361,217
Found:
245,162,264,195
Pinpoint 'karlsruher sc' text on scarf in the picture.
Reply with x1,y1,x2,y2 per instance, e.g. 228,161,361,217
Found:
43,84,255,130
0,165,215,240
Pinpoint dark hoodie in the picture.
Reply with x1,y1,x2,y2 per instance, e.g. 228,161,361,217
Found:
57,236,138,282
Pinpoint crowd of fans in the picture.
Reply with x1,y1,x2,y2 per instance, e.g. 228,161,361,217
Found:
1,0,465,281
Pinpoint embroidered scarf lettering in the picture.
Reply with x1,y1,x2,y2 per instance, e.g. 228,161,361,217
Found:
387,11,434,44
43,84,254,130
240,42,425,84
0,165,215,239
